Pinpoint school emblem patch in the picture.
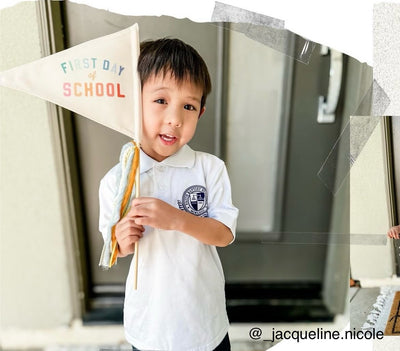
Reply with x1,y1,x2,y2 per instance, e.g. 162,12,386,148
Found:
178,185,208,217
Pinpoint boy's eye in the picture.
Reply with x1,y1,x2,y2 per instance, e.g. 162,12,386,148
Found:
184,104,196,111
154,99,166,104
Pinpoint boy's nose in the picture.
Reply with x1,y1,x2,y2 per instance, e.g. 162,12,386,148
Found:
166,108,183,127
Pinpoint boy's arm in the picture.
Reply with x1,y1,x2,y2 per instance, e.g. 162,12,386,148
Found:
99,165,145,258
128,197,234,247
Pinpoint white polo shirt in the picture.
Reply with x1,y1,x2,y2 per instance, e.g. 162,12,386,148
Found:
99,145,238,351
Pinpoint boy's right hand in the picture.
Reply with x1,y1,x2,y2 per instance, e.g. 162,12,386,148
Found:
388,225,400,239
115,215,145,257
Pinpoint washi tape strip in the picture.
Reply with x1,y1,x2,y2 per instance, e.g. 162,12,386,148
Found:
211,1,315,64
259,232,386,246
318,82,390,195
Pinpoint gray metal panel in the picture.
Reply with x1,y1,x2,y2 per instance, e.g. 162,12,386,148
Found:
219,242,327,283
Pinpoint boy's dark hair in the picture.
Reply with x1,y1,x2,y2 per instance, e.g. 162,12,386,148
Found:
138,38,212,109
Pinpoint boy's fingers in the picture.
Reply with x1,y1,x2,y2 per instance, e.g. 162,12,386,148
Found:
115,223,145,242
130,197,153,207
130,198,160,212
128,204,152,218
118,237,140,257
117,228,144,239
134,217,147,226
129,197,148,212
118,232,143,245
117,217,145,230
126,232,143,240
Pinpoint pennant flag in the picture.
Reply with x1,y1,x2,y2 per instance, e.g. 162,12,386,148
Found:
0,23,143,287
0,23,142,142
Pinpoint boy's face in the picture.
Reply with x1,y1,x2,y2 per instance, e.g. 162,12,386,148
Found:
141,72,205,162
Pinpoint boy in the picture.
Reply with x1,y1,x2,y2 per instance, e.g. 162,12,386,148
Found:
99,38,238,351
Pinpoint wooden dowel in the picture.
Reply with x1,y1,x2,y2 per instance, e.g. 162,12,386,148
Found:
133,150,140,290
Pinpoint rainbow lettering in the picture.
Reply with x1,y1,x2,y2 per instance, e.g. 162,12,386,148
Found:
60,57,127,98
63,82,125,98
60,58,125,76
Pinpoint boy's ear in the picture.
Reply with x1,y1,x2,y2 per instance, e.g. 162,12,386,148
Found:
198,106,206,119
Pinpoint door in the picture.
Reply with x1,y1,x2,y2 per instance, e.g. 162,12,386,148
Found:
219,37,347,321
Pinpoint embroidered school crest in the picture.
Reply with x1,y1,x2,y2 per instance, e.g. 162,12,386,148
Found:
178,185,208,217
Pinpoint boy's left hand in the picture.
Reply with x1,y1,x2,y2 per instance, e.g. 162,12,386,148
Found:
128,197,181,230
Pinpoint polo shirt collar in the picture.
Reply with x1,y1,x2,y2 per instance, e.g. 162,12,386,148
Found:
140,144,195,173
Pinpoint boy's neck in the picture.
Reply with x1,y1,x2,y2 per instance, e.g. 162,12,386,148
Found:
140,145,186,163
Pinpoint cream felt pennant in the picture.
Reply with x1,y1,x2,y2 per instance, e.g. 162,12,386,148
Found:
0,23,142,142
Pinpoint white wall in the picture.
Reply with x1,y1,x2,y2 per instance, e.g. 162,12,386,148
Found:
350,118,395,281
0,2,77,330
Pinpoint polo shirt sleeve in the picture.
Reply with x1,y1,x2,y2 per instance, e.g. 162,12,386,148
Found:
98,164,119,241
206,158,239,244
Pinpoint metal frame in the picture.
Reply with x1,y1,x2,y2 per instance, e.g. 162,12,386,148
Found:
272,34,295,234
214,25,225,159
217,24,230,161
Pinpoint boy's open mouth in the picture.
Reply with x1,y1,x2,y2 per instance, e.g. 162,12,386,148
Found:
160,134,177,145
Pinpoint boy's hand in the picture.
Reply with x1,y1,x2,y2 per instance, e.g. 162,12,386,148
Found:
115,216,145,257
388,225,400,239
128,197,180,231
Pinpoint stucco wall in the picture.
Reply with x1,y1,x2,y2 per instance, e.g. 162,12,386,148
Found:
350,118,394,280
0,2,76,329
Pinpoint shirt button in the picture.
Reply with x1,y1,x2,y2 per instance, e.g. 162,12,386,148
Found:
158,166,165,172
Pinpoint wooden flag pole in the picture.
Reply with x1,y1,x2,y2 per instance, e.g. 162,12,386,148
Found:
130,23,142,290
133,153,140,290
